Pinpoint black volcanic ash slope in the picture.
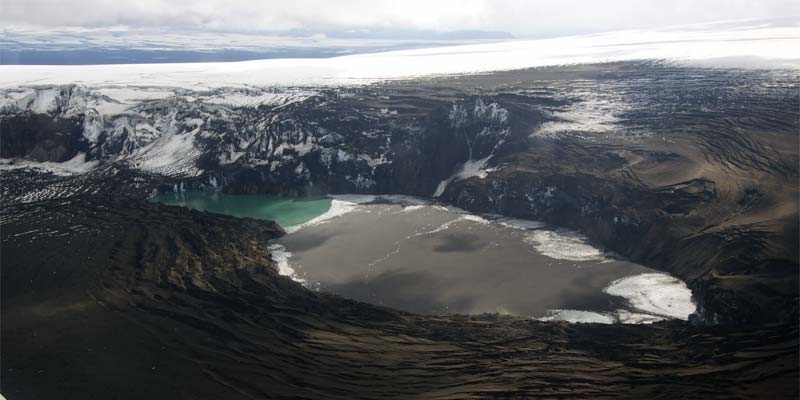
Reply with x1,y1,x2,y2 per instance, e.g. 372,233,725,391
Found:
1,62,799,398
1,187,797,399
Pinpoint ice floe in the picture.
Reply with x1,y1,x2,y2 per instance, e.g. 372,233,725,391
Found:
524,229,606,262
539,273,696,324
604,273,696,320
538,309,617,324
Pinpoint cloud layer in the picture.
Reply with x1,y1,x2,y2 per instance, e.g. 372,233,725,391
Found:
2,0,798,37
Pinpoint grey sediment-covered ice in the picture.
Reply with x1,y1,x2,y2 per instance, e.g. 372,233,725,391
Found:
537,274,696,324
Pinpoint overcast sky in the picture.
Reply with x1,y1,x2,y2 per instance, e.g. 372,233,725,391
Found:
2,0,798,37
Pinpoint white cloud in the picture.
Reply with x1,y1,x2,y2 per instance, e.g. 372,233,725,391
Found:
1,0,798,37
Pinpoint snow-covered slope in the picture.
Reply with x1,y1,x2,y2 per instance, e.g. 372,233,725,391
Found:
0,85,328,178
0,22,797,89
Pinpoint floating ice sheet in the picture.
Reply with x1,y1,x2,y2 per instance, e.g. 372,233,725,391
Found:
524,229,607,262
604,273,696,320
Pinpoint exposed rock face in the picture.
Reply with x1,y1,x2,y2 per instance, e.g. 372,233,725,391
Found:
1,114,86,161
1,62,798,398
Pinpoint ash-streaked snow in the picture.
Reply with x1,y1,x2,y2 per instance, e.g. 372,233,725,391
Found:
433,155,493,197
0,153,99,176
129,128,204,177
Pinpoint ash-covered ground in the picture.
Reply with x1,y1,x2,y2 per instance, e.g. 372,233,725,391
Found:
1,62,798,399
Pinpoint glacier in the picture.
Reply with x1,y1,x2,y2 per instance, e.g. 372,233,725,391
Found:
0,22,797,89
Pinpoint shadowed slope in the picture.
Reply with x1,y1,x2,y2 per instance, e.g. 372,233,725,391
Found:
2,195,797,399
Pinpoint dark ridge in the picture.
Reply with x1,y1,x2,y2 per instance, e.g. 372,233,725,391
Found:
1,194,797,399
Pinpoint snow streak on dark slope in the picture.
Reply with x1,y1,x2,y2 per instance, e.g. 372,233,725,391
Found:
0,83,515,196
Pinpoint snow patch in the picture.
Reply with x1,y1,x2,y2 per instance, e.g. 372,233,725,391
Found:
433,155,493,197
534,89,630,138
130,128,203,177
0,152,98,176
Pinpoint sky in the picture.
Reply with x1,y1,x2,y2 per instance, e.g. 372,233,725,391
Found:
2,0,798,38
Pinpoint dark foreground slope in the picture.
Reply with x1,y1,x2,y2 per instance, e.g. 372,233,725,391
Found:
1,193,797,400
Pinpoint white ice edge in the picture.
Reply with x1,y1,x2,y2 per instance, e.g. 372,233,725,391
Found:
604,273,697,320
284,193,553,233
538,273,696,324
0,24,797,89
267,243,305,284
494,218,546,230
524,229,607,262
285,193,556,238
284,194,377,233
539,309,617,324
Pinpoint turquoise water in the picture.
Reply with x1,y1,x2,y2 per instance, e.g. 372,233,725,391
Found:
152,191,332,227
